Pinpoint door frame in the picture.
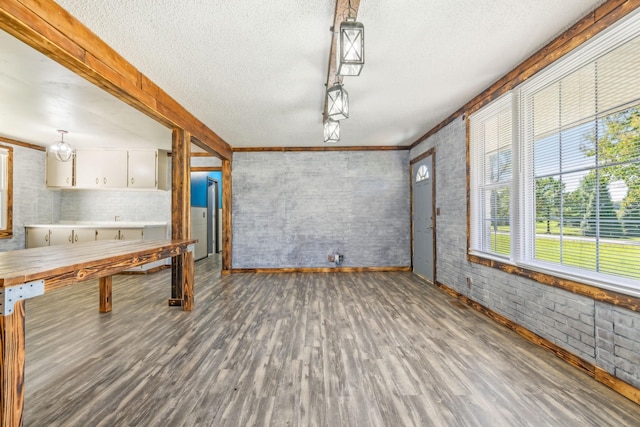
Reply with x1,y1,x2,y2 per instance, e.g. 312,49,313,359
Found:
207,177,219,254
410,147,437,284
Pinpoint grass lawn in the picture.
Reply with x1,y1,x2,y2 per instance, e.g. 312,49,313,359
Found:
489,232,640,280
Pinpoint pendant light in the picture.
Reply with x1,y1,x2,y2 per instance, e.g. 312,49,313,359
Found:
326,81,349,120
337,2,364,76
323,118,340,143
49,129,75,162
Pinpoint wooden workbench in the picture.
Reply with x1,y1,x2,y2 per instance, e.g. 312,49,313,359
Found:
0,239,195,427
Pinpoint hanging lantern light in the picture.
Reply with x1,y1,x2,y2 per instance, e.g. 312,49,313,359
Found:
323,118,340,143
48,129,75,162
326,82,349,120
337,16,364,76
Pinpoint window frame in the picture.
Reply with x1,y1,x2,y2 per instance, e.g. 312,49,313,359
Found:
468,9,640,300
0,143,13,239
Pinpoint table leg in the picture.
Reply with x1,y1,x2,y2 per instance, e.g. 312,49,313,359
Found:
168,256,183,307
1,299,26,427
99,276,112,313
183,251,194,311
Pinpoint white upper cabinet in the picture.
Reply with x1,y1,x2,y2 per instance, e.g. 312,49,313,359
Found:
128,149,157,188
45,151,73,187
75,149,128,188
50,148,169,190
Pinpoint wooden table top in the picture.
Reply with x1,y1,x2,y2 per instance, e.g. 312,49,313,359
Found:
0,239,195,289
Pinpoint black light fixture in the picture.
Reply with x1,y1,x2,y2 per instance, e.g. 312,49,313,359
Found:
326,81,349,120
337,2,364,76
323,118,340,143
49,129,75,162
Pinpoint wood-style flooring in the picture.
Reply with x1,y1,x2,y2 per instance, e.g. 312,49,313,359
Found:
23,255,640,426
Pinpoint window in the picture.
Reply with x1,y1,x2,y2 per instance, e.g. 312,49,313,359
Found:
0,144,12,238
470,11,640,296
470,94,513,257
416,164,429,182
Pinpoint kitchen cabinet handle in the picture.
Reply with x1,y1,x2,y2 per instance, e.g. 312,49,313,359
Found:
45,234,49,242
131,177,135,184
74,234,78,242
115,233,119,239
121,233,125,240
203,212,206,218
66,177,70,184
104,177,107,184
68,234,72,242
96,177,99,184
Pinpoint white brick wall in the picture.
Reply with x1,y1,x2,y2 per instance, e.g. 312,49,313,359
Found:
232,150,411,268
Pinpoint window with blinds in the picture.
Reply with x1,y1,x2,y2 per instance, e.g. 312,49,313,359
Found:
470,94,513,258
0,148,8,230
470,10,640,295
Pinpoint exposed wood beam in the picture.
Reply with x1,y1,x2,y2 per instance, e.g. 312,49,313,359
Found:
0,0,232,160
322,0,360,120
221,159,232,274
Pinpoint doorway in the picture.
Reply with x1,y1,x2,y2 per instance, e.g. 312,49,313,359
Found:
412,150,436,283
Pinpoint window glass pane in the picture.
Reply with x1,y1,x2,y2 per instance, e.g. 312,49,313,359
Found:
597,37,640,114
483,187,510,255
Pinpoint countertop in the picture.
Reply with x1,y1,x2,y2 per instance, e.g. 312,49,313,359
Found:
25,221,168,229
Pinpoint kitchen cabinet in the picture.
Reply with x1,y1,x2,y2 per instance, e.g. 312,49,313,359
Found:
25,227,50,248
95,227,143,241
45,151,73,187
49,227,96,246
127,149,169,190
75,149,128,188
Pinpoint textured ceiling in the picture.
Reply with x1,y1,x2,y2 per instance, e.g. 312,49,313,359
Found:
1,0,607,150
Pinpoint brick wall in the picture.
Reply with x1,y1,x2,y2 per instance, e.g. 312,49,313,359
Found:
231,150,411,268
0,146,60,251
411,118,640,389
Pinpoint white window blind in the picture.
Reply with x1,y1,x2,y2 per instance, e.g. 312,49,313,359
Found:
0,148,7,230
521,20,640,287
470,93,513,258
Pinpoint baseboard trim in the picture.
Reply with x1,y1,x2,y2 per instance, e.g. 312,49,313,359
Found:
230,266,411,274
433,279,640,406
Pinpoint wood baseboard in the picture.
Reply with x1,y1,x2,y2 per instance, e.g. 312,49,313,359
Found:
230,266,411,274
433,280,640,406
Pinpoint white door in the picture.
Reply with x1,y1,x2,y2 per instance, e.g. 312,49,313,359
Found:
412,154,435,282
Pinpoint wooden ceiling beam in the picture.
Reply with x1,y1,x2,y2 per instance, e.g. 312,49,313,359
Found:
323,0,360,120
0,0,232,160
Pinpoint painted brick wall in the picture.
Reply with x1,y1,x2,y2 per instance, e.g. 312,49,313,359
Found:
59,189,171,226
232,150,410,268
0,146,60,251
410,119,640,389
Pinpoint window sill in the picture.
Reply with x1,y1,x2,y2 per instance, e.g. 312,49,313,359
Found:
467,252,640,313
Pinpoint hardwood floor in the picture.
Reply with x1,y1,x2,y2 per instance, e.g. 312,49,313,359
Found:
23,255,640,426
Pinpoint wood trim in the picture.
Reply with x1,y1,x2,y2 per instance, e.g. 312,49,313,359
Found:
190,152,217,157
230,266,411,274
170,129,191,302
190,166,222,172
233,146,409,153
0,0,232,160
0,144,13,239
465,117,471,265
221,159,232,273
409,0,640,150
409,146,435,165
433,279,640,406
0,136,45,151
467,254,640,313
0,300,25,427
595,366,640,405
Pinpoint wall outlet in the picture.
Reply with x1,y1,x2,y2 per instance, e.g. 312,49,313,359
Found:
335,254,343,265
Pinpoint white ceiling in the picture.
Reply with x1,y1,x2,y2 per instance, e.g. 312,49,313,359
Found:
1,0,606,151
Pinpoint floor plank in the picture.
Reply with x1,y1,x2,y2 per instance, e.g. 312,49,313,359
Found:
23,256,640,426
